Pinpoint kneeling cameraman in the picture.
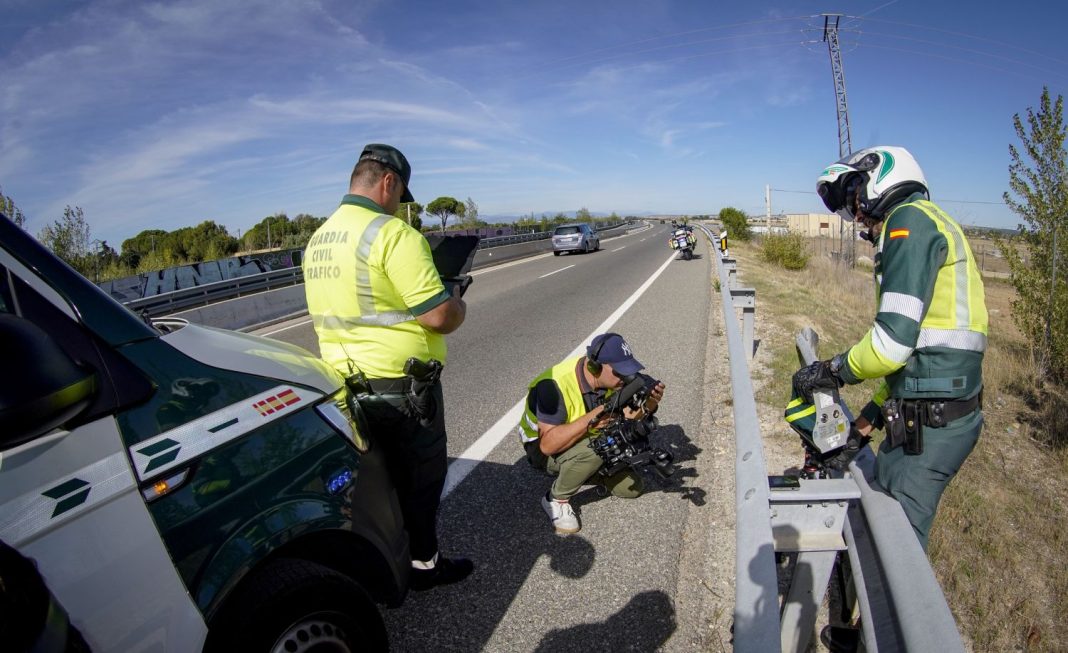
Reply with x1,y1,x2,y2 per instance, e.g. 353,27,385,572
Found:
518,333,665,534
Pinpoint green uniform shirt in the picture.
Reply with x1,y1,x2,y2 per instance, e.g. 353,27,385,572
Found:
840,194,988,416
304,195,450,379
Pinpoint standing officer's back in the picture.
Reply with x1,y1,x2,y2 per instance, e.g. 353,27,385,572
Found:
304,143,471,591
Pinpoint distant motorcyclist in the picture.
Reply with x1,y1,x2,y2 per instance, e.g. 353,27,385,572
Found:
669,223,696,260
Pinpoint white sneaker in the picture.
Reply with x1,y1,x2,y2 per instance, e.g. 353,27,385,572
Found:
541,493,580,534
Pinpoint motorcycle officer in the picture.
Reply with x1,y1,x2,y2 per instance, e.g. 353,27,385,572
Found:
792,146,988,551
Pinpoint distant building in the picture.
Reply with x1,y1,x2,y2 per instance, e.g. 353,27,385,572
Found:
786,213,846,237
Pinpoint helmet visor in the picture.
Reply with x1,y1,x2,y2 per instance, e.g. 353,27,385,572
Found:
817,180,844,213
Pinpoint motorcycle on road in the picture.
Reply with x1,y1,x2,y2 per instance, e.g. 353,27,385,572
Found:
669,227,697,260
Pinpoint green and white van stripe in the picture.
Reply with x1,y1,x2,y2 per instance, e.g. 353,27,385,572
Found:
129,385,321,481
0,451,134,545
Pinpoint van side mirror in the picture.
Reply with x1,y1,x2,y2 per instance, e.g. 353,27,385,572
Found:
0,314,97,448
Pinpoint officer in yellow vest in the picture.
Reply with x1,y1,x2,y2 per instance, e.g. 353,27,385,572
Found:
304,144,472,590
794,146,988,551
519,333,665,534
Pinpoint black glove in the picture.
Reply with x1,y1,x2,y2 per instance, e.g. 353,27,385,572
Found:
820,425,870,471
791,359,844,403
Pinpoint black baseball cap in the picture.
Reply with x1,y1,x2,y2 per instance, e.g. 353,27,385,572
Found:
359,143,414,203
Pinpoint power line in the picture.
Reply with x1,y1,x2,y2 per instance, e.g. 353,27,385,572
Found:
936,199,1006,205
838,29,1068,81
836,41,1064,85
771,189,1005,206
515,31,810,81
521,15,814,74
542,41,810,77
850,16,1068,68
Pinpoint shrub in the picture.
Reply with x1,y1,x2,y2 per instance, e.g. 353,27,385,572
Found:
719,207,752,242
762,232,810,270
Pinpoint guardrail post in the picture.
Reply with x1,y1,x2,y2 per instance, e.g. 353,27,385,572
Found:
730,288,756,359
722,257,738,288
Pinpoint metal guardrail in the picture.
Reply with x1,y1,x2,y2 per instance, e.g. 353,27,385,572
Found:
124,221,638,316
125,267,303,317
476,220,629,248
696,224,780,651
695,225,964,652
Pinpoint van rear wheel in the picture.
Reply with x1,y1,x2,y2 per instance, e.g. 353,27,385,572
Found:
209,558,388,653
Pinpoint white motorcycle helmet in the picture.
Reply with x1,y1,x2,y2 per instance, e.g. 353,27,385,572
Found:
816,146,929,222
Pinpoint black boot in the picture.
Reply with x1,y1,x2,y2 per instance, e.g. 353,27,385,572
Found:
820,625,860,653
410,557,474,591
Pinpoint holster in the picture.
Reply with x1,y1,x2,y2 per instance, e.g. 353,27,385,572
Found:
404,357,443,421
882,398,925,455
882,398,907,452
901,400,924,456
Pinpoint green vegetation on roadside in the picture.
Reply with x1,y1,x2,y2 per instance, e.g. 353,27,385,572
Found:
718,206,751,242
761,232,810,270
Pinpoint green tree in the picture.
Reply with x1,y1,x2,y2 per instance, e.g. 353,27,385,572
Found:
1,185,26,227
426,196,465,234
121,229,169,269
395,202,424,230
719,206,751,242
240,213,296,251
461,197,484,228
38,206,93,276
1000,87,1068,381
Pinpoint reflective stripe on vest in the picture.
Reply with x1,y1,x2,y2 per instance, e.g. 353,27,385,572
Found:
518,356,589,443
877,200,988,350
356,214,414,325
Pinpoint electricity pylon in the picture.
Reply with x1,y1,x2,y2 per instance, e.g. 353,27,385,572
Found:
823,14,852,159
823,13,856,265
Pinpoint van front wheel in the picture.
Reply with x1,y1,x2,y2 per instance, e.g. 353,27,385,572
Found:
209,558,388,653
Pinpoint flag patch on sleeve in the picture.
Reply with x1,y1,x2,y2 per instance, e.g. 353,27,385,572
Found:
889,229,910,239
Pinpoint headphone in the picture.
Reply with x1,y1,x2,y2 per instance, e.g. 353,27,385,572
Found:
586,332,622,376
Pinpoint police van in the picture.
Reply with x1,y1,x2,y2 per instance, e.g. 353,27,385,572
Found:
0,213,409,651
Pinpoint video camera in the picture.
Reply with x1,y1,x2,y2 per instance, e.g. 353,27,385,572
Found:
588,373,675,479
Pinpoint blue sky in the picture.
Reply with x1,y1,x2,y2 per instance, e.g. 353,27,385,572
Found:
3,0,1067,245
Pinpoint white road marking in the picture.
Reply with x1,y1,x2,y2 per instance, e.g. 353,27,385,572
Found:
611,247,626,252
538,265,575,279
441,251,678,498
262,319,312,336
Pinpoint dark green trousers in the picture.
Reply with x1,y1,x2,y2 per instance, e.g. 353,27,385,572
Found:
876,409,982,550
526,439,643,500
359,383,447,562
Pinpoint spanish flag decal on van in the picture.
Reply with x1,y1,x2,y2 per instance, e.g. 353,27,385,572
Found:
889,229,910,239
254,388,302,416
129,385,318,482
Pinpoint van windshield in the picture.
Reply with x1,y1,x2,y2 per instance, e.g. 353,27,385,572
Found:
554,226,581,235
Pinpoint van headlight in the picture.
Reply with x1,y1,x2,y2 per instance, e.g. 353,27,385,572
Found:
316,389,371,453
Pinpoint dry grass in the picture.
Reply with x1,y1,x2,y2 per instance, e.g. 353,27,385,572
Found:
733,239,1068,652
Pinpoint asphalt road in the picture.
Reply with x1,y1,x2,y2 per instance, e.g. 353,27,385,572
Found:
256,224,723,652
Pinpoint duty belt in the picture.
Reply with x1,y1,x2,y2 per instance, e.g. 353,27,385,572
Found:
892,390,983,428
366,377,411,394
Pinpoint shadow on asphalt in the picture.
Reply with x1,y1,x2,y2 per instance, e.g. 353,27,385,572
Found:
380,423,701,651
532,589,676,652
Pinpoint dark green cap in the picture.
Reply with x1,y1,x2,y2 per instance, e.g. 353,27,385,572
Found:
359,143,414,203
